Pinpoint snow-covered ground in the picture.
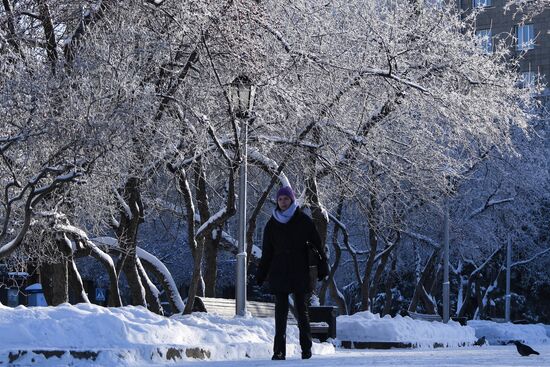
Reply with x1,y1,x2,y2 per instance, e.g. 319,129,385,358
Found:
468,320,549,345
0,303,548,366
338,311,476,347
177,346,550,367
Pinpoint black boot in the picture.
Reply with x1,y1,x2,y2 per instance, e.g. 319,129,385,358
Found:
301,350,312,359
272,352,285,360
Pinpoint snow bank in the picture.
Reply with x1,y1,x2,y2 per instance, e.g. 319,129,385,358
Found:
0,303,334,365
337,311,476,348
467,320,549,345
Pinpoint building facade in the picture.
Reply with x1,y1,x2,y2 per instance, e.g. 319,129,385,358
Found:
459,0,549,93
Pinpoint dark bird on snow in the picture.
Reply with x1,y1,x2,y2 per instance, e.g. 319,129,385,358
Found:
473,336,487,346
512,340,540,356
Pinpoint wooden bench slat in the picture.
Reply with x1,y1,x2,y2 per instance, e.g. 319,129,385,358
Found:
407,311,443,322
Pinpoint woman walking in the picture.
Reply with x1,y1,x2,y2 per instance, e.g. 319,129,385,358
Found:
256,186,329,360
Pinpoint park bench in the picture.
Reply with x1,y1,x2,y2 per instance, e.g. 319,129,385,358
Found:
407,311,467,326
407,311,443,322
192,297,337,342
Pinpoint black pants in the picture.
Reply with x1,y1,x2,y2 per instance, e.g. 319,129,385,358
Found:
273,292,312,357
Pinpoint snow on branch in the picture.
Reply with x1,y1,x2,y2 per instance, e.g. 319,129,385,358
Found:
63,0,116,65
247,148,290,187
54,224,88,243
402,230,441,250
207,122,232,164
471,245,503,277
218,230,261,259
92,236,184,311
504,0,550,20
145,0,166,6
468,186,515,220
511,247,550,268
114,189,132,220
86,239,117,270
254,17,323,64
1,162,87,259
250,135,319,149
358,68,430,94
195,207,228,238
136,247,185,312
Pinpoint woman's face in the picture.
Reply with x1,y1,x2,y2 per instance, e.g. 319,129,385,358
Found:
277,195,292,211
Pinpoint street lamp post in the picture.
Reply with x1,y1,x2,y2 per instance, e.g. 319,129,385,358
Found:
442,173,452,323
228,75,256,317
505,235,512,322
443,197,450,323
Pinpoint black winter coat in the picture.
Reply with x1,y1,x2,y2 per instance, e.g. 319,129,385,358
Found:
256,207,326,294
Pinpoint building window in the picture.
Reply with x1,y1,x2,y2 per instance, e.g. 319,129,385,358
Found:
473,0,492,7
475,29,493,54
516,24,535,51
520,71,536,88
425,0,444,8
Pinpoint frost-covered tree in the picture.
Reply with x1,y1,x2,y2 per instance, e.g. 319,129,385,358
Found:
0,0,542,319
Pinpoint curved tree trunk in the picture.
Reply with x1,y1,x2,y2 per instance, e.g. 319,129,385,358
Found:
116,177,146,307
408,249,441,314
86,241,122,307
305,175,329,303
42,235,75,306
369,233,399,313
360,189,379,311
67,257,90,303
100,244,185,313
40,263,55,306
474,266,503,320
305,126,330,304
136,257,163,315
382,254,397,316
320,197,347,314
41,261,68,306
457,245,504,318
138,248,185,314
194,159,218,297
177,166,201,314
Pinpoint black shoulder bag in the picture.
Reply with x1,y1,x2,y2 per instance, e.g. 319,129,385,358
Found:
307,241,330,280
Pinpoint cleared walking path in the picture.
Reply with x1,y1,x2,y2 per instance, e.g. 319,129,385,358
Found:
176,345,550,367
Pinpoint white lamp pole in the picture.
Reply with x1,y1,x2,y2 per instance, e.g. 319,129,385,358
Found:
229,75,256,317
505,235,512,322
443,197,450,323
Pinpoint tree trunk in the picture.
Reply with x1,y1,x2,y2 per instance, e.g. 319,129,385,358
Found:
195,160,218,297
41,261,68,306
87,242,122,307
177,166,201,314
457,246,504,318
305,172,329,304
474,267,503,320
408,249,441,313
475,275,483,319
136,257,163,315
369,236,397,313
320,197,347,314
138,249,185,314
116,177,146,306
40,263,54,305
360,191,379,311
118,254,146,306
304,126,330,305
67,257,90,303
382,255,397,316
